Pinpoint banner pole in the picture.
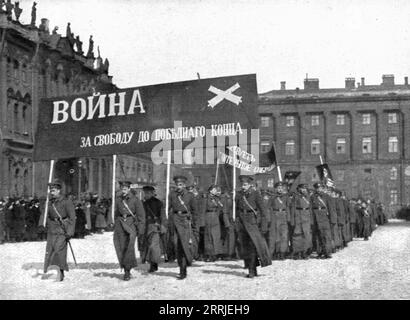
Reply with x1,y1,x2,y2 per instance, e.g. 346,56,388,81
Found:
165,149,171,219
319,155,324,165
42,159,55,227
277,166,282,182
214,157,220,185
111,154,117,224
232,150,236,221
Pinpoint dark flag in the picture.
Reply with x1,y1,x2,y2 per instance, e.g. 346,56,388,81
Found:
259,143,277,168
283,171,301,191
316,164,335,188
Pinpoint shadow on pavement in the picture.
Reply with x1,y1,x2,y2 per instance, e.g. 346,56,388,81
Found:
201,269,245,277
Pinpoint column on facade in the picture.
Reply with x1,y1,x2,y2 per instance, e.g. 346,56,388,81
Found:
323,111,329,161
375,110,380,160
297,112,302,162
348,111,354,161
88,158,94,192
0,54,7,130
97,158,103,197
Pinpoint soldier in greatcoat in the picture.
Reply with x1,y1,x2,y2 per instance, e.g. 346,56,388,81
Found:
38,180,76,281
323,187,341,252
235,175,271,278
141,186,166,273
310,183,332,259
113,180,146,281
187,185,202,261
290,184,313,259
168,175,198,279
201,185,227,262
267,182,290,260
220,189,236,260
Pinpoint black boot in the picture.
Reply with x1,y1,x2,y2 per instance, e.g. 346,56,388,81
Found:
123,269,131,281
148,263,158,273
59,269,64,282
177,266,187,280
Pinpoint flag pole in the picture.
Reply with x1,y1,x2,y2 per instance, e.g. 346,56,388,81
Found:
319,155,324,165
165,149,171,219
272,141,282,181
111,154,117,224
232,149,236,221
42,159,55,227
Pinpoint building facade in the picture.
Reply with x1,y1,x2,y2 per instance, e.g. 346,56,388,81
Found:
0,6,150,199
258,75,410,216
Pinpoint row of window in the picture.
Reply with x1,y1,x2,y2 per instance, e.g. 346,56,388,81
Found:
261,112,398,127
260,136,399,155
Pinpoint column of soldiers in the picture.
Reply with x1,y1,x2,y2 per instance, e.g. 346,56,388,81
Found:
3,173,388,282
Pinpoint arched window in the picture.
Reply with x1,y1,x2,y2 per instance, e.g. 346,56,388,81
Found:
13,60,19,78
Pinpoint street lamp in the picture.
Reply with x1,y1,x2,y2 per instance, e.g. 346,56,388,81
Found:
78,159,82,200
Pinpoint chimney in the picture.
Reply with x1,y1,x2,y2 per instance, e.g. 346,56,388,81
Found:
405,77,408,85
39,18,50,33
345,77,355,89
382,74,395,86
280,81,286,90
361,77,365,87
303,78,319,91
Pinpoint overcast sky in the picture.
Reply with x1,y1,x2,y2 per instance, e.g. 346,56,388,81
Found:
16,0,410,93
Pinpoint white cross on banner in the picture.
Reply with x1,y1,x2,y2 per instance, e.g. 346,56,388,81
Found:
208,83,242,108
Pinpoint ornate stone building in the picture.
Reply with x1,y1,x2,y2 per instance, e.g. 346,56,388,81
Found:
0,4,153,199
258,75,410,217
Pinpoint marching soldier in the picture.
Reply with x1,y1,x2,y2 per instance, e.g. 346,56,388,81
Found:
267,182,290,260
38,180,76,281
235,175,271,278
113,180,146,281
310,183,332,259
290,184,313,259
142,186,166,273
187,185,202,260
168,175,197,279
201,185,226,262
220,189,236,260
